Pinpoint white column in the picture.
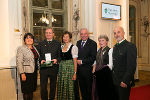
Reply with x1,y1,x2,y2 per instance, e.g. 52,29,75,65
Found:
80,0,85,27
0,0,10,66
88,0,97,40
0,1,23,100
92,0,97,41
84,0,89,29
8,0,22,66
67,0,72,31
88,0,92,32
122,0,129,40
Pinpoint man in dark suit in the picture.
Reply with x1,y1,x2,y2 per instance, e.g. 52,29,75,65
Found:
76,28,97,100
37,28,61,100
112,26,137,100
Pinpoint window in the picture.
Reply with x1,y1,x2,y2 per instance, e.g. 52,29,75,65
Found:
31,0,67,43
129,5,136,44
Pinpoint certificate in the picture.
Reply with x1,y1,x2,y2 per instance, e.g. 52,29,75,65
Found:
45,53,51,62
41,53,53,68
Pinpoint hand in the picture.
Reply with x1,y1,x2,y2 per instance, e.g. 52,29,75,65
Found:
92,66,95,73
41,60,46,64
21,73,26,81
51,59,57,64
72,73,76,80
77,60,82,65
120,82,127,88
92,69,95,74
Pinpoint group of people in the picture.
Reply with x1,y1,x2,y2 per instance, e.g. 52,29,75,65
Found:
16,26,137,100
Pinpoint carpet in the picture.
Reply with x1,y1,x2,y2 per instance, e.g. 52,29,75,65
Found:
130,84,150,100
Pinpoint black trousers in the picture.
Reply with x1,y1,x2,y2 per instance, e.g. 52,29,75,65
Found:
40,66,58,100
74,80,80,100
77,67,93,100
114,85,131,100
33,69,37,91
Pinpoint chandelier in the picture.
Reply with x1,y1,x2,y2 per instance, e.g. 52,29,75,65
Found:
40,14,49,24
39,13,57,25
52,16,57,22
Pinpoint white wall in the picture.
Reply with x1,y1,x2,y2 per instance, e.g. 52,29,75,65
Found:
0,1,23,99
0,0,22,67
0,0,10,66
80,0,129,48
0,0,129,66
8,0,22,66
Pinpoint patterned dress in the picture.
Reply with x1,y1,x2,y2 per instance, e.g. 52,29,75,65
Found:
57,44,77,100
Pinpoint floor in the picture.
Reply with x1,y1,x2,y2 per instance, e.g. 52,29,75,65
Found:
0,70,146,100
0,69,149,100
134,70,150,87
32,70,150,100
0,69,17,100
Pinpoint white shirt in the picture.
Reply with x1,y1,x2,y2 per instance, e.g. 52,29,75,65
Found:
61,43,78,58
108,48,113,70
118,38,125,44
81,40,87,47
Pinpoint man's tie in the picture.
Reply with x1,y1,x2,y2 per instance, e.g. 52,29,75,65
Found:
81,41,85,49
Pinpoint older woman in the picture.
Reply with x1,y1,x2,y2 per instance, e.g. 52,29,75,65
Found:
57,31,78,100
16,33,39,100
92,34,114,100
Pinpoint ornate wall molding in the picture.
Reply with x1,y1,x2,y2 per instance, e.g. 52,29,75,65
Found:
130,0,142,57
21,0,30,34
72,0,81,44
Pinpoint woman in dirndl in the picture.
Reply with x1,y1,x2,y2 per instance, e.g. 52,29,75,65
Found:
92,34,114,100
57,31,78,100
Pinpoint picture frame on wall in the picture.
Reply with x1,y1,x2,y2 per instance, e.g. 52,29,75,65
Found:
101,2,121,20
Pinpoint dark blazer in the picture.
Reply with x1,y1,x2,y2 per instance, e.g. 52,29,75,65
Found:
112,40,137,86
77,38,97,68
76,38,97,100
36,39,61,63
